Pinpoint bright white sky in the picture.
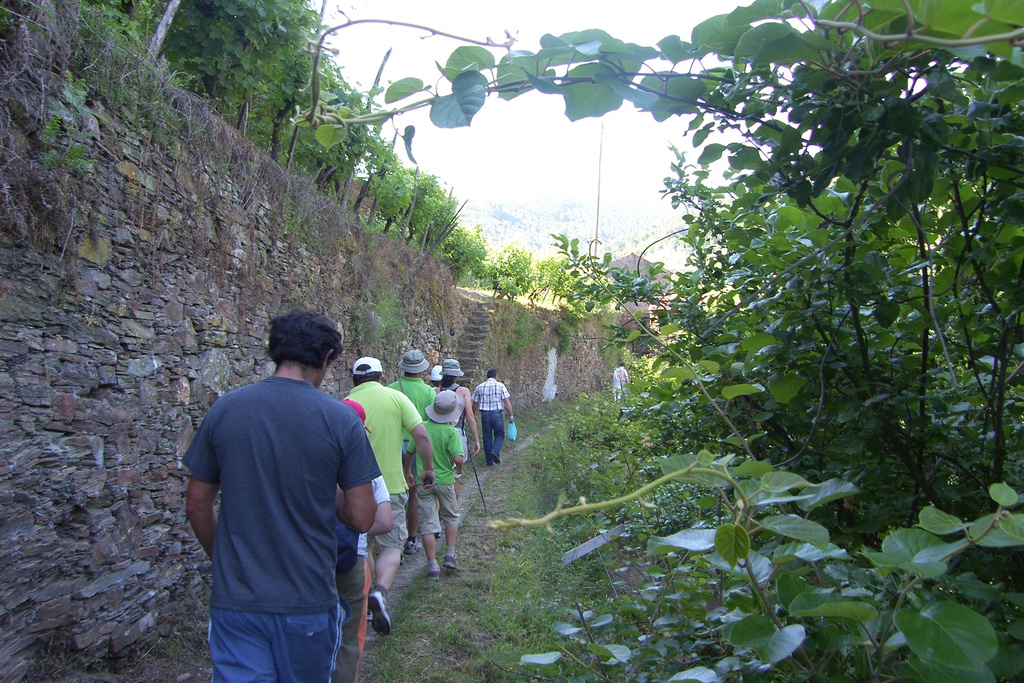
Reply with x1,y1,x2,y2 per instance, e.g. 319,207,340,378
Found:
324,1,744,214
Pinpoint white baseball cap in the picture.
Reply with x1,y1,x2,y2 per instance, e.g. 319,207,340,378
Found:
352,357,383,376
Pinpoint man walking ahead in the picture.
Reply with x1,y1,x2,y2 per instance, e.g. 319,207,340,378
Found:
472,368,514,466
348,357,434,636
184,309,381,682
388,349,436,557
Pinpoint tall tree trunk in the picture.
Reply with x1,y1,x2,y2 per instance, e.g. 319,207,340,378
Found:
340,175,354,212
404,167,420,244
353,176,372,215
148,0,183,57
235,99,249,134
269,105,290,161
285,125,300,171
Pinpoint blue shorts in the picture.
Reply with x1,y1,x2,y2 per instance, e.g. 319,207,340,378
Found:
209,603,345,682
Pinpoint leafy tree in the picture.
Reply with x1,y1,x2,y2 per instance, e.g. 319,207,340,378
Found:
531,255,571,303
439,224,488,282
161,0,318,125
485,245,535,299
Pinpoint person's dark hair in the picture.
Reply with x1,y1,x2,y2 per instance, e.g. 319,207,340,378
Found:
267,309,343,368
440,375,456,388
352,372,383,386
486,368,498,379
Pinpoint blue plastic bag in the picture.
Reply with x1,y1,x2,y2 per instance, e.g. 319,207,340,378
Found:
508,421,518,442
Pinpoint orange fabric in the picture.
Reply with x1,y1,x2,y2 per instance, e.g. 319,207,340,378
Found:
354,556,371,678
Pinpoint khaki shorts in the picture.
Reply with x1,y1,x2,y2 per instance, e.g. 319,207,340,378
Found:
416,484,459,536
372,491,409,551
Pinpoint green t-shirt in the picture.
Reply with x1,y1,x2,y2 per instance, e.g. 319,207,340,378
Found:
388,376,436,441
410,419,463,485
347,381,423,494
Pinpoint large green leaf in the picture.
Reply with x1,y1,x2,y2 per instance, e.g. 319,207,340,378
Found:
715,523,750,566
728,614,806,664
986,0,1024,24
657,35,697,64
796,479,858,512
520,652,562,666
917,506,967,535
561,64,623,121
441,46,496,80
789,592,878,621
649,528,717,554
895,602,998,670
587,643,632,663
314,124,348,150
731,460,773,478
384,77,425,104
989,482,1020,507
759,514,830,547
969,514,1024,547
1000,514,1024,542
429,71,488,128
668,666,720,682
862,528,950,576
761,471,812,492
741,332,778,352
768,374,807,404
734,22,821,66
908,656,996,683
773,541,848,563
721,383,764,400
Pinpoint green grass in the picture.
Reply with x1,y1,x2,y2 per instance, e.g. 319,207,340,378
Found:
363,403,604,682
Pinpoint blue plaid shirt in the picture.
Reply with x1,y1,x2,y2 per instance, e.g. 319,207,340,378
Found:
472,378,510,411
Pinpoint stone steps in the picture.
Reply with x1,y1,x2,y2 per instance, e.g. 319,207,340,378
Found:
454,298,493,387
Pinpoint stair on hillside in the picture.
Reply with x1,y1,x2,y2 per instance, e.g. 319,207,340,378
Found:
455,300,492,387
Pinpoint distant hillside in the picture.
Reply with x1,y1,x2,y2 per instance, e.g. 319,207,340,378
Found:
461,197,692,270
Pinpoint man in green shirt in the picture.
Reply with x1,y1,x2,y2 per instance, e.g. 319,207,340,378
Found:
388,349,436,557
409,391,465,577
348,356,434,635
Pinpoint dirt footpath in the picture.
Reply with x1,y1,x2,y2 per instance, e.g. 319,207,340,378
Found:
357,437,528,675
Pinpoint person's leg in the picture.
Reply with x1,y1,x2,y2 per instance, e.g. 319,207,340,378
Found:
443,522,459,568
404,442,419,554
404,484,419,555
434,484,461,571
368,492,408,635
209,607,276,682
272,604,343,683
479,411,495,464
333,557,369,683
417,485,442,577
491,415,506,460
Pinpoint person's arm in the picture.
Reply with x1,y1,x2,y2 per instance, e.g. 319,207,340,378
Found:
504,397,514,420
335,482,376,533
185,477,220,558
461,388,481,454
367,500,393,536
410,423,435,486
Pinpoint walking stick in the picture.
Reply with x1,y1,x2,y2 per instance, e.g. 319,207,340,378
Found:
466,451,487,513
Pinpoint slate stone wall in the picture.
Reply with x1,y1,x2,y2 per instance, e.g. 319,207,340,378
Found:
0,102,470,680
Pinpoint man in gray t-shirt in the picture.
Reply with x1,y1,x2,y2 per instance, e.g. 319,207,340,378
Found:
184,309,380,681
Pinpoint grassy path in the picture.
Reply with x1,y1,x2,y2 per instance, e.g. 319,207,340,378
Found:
359,405,580,682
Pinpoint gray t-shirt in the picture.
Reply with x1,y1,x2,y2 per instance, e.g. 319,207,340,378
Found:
183,376,380,614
